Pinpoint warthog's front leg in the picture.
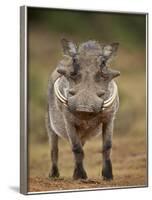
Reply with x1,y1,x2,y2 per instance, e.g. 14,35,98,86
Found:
102,118,114,180
49,133,60,178
46,112,60,178
72,143,87,180
64,120,87,180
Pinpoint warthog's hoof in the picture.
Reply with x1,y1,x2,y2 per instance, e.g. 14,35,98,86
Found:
102,160,113,181
73,164,88,180
49,165,60,179
102,175,113,181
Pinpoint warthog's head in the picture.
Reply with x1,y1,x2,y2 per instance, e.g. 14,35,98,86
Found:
57,39,120,117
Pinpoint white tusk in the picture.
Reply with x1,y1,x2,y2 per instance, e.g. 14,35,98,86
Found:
54,78,68,105
102,82,117,109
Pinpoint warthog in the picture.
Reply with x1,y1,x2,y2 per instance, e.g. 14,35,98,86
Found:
46,39,120,180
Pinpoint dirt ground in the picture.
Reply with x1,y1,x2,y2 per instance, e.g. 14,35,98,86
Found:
28,131,147,192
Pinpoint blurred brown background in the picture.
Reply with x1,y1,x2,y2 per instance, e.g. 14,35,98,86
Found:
27,8,147,192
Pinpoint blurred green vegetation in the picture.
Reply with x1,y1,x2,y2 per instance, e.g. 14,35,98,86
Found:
27,8,146,143
28,8,146,49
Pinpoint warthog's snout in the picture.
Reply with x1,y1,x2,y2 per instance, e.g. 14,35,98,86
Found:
68,94,104,116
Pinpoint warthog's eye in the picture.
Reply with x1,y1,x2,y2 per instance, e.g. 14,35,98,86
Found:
100,60,106,68
69,56,81,81
70,57,80,76
100,57,107,69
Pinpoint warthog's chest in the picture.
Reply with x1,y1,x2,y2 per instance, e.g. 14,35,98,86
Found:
74,110,112,130
75,116,101,130
73,110,114,141
74,116,103,141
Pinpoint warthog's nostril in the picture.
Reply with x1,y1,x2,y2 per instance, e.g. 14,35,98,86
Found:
97,90,105,97
69,89,76,96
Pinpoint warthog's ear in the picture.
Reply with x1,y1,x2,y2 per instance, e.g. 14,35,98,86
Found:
61,38,77,56
102,42,119,59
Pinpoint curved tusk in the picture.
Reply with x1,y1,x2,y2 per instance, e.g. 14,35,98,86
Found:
54,78,68,105
102,82,117,109
54,77,117,109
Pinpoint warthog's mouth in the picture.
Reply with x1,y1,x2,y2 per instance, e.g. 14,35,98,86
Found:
54,77,118,111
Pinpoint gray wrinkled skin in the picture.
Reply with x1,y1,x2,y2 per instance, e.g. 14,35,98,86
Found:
46,39,120,180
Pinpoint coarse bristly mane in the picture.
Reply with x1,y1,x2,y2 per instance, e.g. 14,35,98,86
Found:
78,40,102,55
